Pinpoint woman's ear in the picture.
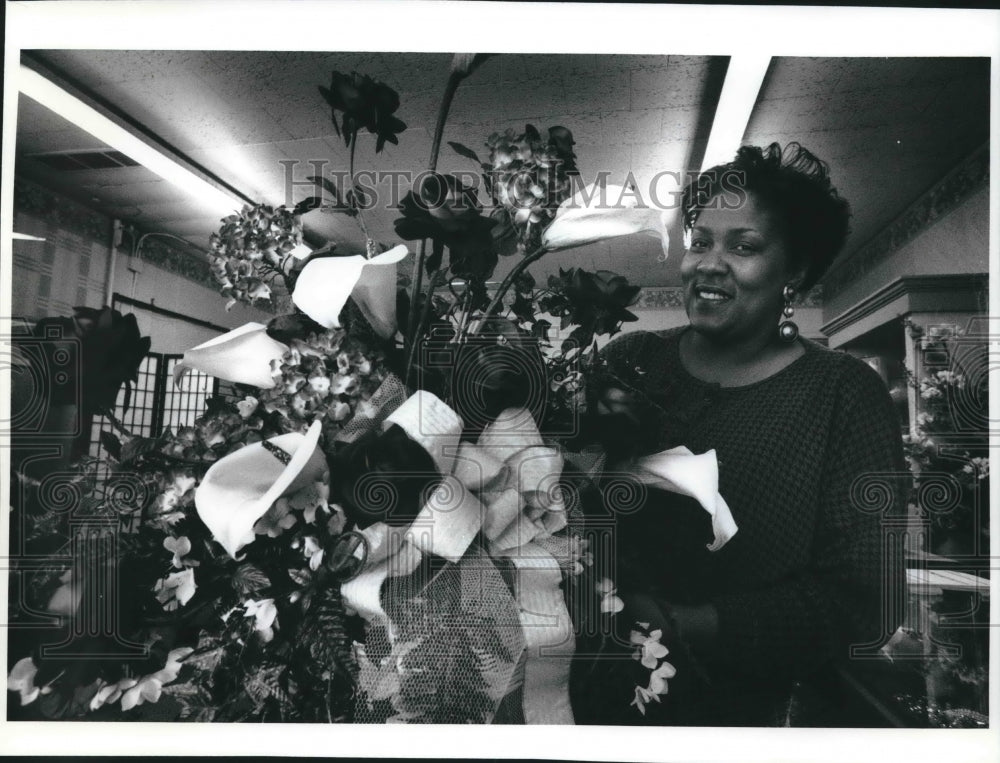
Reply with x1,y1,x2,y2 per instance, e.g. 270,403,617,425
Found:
785,264,808,294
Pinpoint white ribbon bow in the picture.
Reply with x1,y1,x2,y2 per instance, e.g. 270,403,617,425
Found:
340,396,574,724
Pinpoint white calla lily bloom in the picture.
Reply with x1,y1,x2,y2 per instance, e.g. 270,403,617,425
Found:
173,322,287,389
292,244,409,339
541,183,670,257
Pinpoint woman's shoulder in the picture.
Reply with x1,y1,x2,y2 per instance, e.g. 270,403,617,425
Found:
798,339,896,406
600,327,685,384
602,327,683,359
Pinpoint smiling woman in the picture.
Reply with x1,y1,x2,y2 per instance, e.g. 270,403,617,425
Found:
588,143,907,726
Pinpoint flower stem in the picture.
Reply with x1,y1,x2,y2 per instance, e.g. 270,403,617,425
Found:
454,283,474,343
101,406,134,438
471,246,547,336
348,135,373,247
404,71,464,384
404,267,442,388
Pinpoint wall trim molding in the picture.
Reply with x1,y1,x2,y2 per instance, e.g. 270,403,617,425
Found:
821,273,989,337
821,143,989,300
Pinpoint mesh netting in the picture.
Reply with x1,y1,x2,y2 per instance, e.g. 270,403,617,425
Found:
353,545,525,723
336,373,409,444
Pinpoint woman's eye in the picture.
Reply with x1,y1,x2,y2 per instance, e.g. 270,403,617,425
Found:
688,238,710,251
732,242,757,254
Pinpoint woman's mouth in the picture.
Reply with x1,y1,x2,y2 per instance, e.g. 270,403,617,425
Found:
694,285,733,302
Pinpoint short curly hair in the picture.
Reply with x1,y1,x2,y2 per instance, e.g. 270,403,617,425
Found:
681,143,851,291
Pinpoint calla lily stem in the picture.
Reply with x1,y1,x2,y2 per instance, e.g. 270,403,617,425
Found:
404,70,465,384
348,135,373,246
471,245,547,336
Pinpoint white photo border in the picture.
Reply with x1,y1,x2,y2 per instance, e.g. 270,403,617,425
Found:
2,2,998,761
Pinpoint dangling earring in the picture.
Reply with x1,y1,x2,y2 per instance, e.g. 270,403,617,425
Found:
778,285,799,342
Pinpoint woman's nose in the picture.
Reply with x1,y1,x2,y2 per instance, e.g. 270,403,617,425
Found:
695,249,727,274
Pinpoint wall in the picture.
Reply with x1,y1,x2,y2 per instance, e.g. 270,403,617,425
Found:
11,177,273,354
822,148,990,325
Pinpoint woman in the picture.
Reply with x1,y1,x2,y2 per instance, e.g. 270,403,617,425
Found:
590,143,906,726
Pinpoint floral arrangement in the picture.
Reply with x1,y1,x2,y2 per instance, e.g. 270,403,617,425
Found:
901,321,990,554
207,203,307,311
8,54,736,725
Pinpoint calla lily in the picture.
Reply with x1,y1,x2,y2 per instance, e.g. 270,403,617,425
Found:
541,183,670,257
173,322,288,389
450,53,492,78
292,244,409,339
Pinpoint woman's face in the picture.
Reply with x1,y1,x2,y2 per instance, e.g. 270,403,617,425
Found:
681,193,797,344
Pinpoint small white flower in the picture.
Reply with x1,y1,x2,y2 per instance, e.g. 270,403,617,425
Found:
595,578,624,614
154,568,197,611
237,396,259,418
630,684,659,715
330,401,352,422
303,536,325,571
308,375,331,394
332,375,358,396
90,677,136,711
630,627,669,669
163,535,192,569
647,660,676,694
244,598,278,642
121,675,163,711
150,647,194,685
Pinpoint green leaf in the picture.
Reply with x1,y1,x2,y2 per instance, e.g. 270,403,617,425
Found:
293,196,322,215
99,430,122,460
426,238,445,275
532,318,552,343
510,292,535,324
232,564,270,596
448,141,482,165
119,435,158,465
490,211,520,257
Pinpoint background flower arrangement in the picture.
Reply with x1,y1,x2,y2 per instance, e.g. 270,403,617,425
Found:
901,321,990,556
8,54,681,724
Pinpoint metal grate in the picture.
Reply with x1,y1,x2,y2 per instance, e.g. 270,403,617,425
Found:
89,352,221,460
30,150,140,172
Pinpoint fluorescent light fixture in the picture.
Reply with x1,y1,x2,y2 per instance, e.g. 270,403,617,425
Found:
700,55,771,171
12,232,46,241
18,65,239,215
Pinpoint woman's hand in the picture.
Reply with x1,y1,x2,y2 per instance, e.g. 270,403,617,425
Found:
591,385,657,460
595,386,643,421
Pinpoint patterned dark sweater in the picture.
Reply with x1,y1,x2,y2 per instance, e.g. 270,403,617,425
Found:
598,327,906,724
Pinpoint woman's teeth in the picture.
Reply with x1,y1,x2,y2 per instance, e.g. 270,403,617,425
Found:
697,288,730,301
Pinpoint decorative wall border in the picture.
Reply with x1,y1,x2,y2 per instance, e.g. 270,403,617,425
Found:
821,273,989,337
13,175,276,311
822,143,989,300
13,176,111,242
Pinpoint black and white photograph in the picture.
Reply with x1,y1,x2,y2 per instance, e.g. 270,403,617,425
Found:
1,2,996,760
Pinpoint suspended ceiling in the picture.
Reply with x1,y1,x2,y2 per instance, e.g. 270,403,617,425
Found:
14,51,991,289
